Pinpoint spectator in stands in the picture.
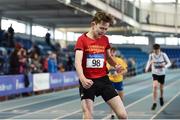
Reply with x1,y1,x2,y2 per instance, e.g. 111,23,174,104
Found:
18,47,30,88
74,11,127,119
41,54,49,72
45,32,51,45
54,43,63,67
29,43,41,56
106,47,128,119
54,42,61,52
48,52,58,73
58,63,65,72
18,48,27,74
30,52,42,73
45,31,57,51
145,44,171,110
9,45,30,88
9,43,22,74
0,29,5,46
2,24,15,48
0,47,8,75
8,24,14,38
146,14,150,24
65,55,74,71
0,51,5,75
127,58,136,76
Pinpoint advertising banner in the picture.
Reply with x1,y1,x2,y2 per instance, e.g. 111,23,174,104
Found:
33,73,50,92
15,75,33,94
49,73,63,89
0,75,33,96
63,71,78,87
0,75,16,96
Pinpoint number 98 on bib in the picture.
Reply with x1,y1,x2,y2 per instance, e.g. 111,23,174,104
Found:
86,54,104,68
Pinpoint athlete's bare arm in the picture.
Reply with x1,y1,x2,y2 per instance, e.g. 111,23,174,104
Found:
106,49,117,66
106,49,123,73
75,50,93,89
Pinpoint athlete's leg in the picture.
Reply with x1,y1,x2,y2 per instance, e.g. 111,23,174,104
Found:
158,75,165,106
81,99,94,119
159,83,164,106
107,96,127,119
159,75,165,98
160,83,164,98
151,80,159,110
118,90,124,101
152,80,159,103
110,90,124,118
110,82,124,118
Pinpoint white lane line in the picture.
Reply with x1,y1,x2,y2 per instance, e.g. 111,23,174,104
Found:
0,92,79,112
150,91,180,120
53,98,106,120
0,88,78,107
103,78,180,120
103,95,153,120
6,99,80,119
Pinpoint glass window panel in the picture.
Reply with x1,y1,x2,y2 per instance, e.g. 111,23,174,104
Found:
155,37,165,44
178,38,180,45
108,35,125,44
74,33,82,41
55,30,65,40
134,36,149,45
67,32,75,41
127,36,135,44
1,18,26,33
32,25,48,37
165,37,178,45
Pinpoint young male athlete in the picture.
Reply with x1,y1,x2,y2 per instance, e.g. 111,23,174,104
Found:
74,11,127,119
145,44,171,110
107,47,127,119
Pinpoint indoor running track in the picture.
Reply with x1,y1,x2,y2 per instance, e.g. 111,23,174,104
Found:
0,69,180,119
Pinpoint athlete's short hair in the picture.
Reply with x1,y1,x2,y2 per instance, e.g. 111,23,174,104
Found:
91,11,113,25
153,44,160,50
110,47,117,52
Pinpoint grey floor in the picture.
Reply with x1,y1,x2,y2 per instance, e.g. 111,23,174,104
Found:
0,69,180,119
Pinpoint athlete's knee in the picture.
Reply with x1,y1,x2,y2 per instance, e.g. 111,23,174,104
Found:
153,85,158,90
153,83,158,89
116,111,128,119
160,84,164,89
115,108,128,119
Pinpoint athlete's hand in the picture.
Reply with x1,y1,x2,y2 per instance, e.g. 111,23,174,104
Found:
150,60,154,65
160,63,165,68
115,64,124,74
80,78,94,89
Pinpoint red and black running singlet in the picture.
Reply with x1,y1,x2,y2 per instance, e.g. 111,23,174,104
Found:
75,33,110,79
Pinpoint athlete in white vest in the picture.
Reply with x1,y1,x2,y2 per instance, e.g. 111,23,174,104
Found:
145,44,171,110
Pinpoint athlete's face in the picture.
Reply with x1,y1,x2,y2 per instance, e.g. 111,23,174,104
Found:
92,21,110,38
110,50,116,57
154,49,160,55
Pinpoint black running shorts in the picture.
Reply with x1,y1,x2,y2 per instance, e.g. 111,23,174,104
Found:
79,75,118,102
152,74,165,85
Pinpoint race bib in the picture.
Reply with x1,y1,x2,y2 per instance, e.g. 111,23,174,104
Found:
154,63,163,73
156,68,163,73
86,54,104,68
